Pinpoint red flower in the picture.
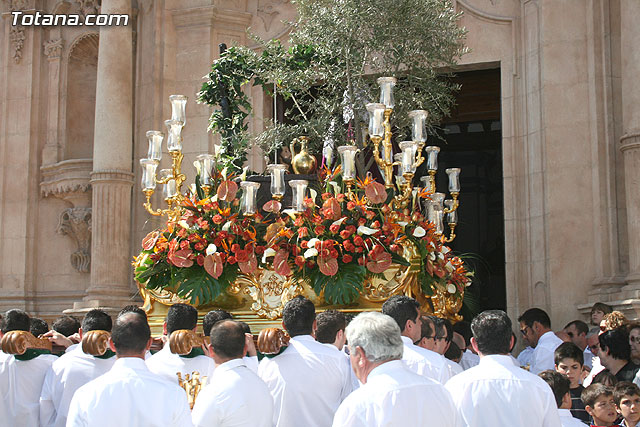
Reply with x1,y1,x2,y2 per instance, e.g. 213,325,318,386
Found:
227,256,237,264
357,256,365,265
255,245,265,255
353,236,364,246
204,253,224,279
318,256,338,276
366,248,392,274
347,201,356,211
329,224,340,234
179,240,190,250
321,192,332,201
346,225,356,234
298,227,309,238
235,249,249,263
231,244,240,253
194,242,205,251
343,240,355,252
168,249,194,267
339,229,351,240
314,226,326,235
301,240,309,249
342,254,352,263
355,247,364,253
295,256,305,267
196,254,205,266
364,180,387,204
212,214,224,224
321,198,342,220
217,180,238,202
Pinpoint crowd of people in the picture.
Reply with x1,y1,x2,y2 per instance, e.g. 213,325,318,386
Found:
0,297,639,426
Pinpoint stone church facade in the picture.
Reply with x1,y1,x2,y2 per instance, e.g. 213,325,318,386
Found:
0,0,639,328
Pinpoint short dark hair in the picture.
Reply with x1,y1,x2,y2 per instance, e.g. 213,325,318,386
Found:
238,321,251,335
433,317,453,343
445,341,462,361
518,308,551,329
111,312,151,355
582,383,613,407
420,317,434,341
539,370,570,408
29,318,49,337
564,320,589,336
82,309,113,332
382,295,419,333
471,310,512,355
316,310,346,344
591,302,613,316
453,320,472,346
592,369,618,387
203,309,232,337
52,315,81,337
599,328,631,361
209,320,246,359
118,305,147,320
554,342,584,366
282,296,316,337
614,382,640,406
1,309,30,333
166,303,198,335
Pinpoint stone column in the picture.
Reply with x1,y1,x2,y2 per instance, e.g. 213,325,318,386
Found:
84,0,134,305
620,0,640,290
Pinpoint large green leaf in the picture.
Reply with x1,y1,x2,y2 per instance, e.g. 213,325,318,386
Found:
308,263,365,305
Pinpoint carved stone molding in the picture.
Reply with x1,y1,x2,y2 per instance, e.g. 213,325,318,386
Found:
10,0,30,10
57,207,92,273
40,159,93,203
9,26,25,63
75,0,99,17
257,0,285,32
44,38,63,60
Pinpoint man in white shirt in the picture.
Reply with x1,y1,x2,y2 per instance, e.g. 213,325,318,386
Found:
40,309,115,427
584,327,605,386
445,310,561,426
191,320,273,427
316,310,360,390
202,309,259,372
332,312,462,427
67,312,193,426
518,308,563,374
454,321,480,370
381,295,450,383
432,316,464,377
258,296,353,427
0,309,58,427
146,303,215,384
563,319,594,369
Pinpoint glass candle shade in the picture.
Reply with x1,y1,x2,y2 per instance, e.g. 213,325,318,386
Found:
289,180,308,212
430,192,445,234
408,110,428,142
420,175,430,190
240,181,261,216
338,145,358,181
446,168,461,193
395,153,405,186
366,103,386,138
267,164,287,198
445,199,457,225
139,159,159,190
169,95,187,126
196,154,216,186
425,146,440,172
165,119,184,153
146,131,164,161
159,169,177,199
377,77,397,109
399,141,418,174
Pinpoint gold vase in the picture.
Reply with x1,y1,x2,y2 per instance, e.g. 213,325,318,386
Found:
290,136,316,174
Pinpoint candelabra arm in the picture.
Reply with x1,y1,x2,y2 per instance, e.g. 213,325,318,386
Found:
414,142,425,169
428,170,436,194
444,223,457,243
143,190,164,216
443,193,459,214
392,173,414,209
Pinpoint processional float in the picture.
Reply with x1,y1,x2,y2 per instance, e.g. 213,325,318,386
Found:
134,77,472,334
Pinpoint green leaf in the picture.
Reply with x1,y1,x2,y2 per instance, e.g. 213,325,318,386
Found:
306,263,365,305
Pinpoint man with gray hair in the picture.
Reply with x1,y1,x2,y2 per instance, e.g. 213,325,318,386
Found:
332,312,462,426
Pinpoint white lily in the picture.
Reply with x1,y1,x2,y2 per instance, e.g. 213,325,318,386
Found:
331,217,347,227
445,261,454,273
304,248,318,258
329,181,340,194
397,221,408,227
442,246,450,254
205,244,217,256
178,220,190,230
193,161,201,175
309,188,318,203
262,247,276,264
239,166,249,181
307,238,320,249
282,209,297,220
222,221,232,232
412,226,426,238
447,283,457,294
429,252,436,261
357,225,378,235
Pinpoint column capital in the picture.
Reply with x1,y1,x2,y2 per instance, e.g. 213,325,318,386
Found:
620,133,640,152
90,169,134,185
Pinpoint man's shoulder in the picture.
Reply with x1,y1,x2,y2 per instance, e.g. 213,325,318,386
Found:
404,343,445,365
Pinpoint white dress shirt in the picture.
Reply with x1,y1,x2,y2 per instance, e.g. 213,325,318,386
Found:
192,358,273,427
39,345,116,427
444,354,561,426
400,336,450,383
258,335,353,427
322,343,361,391
0,351,57,427
530,331,564,374
445,358,464,377
558,408,587,427
146,344,216,385
459,349,479,370
584,356,605,387
583,347,594,369
516,346,534,368
67,357,193,427
332,360,462,427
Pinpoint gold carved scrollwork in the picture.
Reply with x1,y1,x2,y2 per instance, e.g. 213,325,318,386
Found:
229,269,303,320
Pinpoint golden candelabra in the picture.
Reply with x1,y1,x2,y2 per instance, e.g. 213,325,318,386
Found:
177,371,207,409
366,77,461,242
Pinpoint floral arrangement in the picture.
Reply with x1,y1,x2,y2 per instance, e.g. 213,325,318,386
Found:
134,167,473,306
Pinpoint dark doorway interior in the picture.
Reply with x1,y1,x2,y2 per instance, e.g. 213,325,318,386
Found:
434,68,506,317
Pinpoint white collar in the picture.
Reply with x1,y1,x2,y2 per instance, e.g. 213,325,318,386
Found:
367,359,404,380
113,356,148,370
557,408,572,417
401,336,416,346
290,335,316,343
538,331,556,344
478,354,517,367
215,358,246,373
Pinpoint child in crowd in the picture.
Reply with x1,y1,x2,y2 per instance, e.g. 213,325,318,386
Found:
582,383,618,427
591,303,613,327
539,370,586,427
555,342,590,424
593,370,619,388
614,382,640,427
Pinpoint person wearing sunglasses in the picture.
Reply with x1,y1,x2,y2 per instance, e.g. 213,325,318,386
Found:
518,308,564,375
